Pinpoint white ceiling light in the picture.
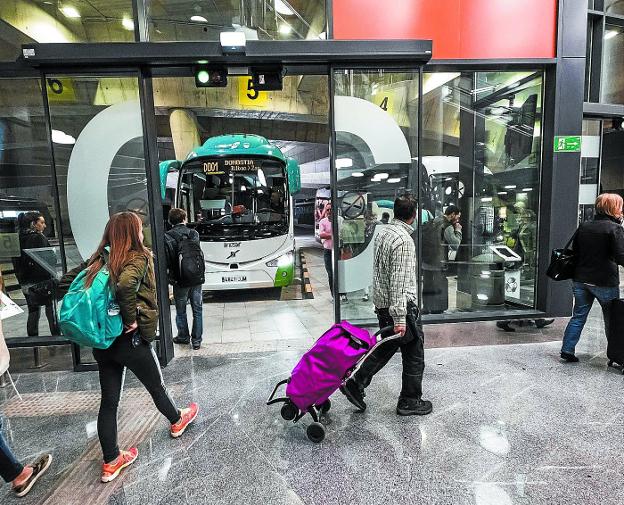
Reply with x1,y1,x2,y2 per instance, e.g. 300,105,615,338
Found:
522,188,533,192
336,158,353,168
60,5,81,18
504,185,517,189
275,0,294,16
497,191,508,195
190,15,208,22
387,178,401,183
351,172,364,177
481,197,493,202
122,17,134,31
51,129,76,145
279,24,292,35
376,172,389,180
605,30,620,40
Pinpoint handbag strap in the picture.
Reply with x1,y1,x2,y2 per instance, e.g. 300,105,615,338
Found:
564,227,580,250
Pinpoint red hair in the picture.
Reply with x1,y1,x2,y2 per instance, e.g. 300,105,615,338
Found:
595,193,624,219
84,212,150,288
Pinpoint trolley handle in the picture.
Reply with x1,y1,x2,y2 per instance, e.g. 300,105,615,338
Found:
373,326,395,338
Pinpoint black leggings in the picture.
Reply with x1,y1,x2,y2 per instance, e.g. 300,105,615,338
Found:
93,334,181,463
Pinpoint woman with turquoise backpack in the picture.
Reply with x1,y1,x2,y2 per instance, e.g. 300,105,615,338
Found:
58,212,198,483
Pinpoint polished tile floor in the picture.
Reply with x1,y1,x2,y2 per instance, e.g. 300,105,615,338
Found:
2,303,622,504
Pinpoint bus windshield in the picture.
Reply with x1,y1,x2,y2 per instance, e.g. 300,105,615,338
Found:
178,158,288,241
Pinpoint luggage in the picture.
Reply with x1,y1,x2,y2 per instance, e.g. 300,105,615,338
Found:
267,322,400,443
607,298,624,374
58,266,123,349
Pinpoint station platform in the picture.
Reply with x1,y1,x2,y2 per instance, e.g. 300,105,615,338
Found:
2,303,620,504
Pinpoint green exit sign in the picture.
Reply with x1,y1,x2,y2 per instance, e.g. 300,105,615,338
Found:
554,135,582,152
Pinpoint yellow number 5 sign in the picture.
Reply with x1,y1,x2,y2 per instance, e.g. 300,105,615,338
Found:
238,77,269,107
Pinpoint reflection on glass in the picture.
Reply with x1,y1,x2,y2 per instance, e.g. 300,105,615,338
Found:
605,0,624,15
46,76,147,268
0,0,135,61
333,69,419,323
421,71,543,316
46,76,149,359
601,25,624,104
146,0,326,42
0,78,60,338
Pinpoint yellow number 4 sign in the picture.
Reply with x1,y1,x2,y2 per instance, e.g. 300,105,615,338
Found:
238,77,269,107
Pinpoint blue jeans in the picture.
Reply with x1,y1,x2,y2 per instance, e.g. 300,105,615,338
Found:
173,284,203,345
0,416,23,483
561,282,620,355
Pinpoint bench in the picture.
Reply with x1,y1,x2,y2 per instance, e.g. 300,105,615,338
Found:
6,336,70,368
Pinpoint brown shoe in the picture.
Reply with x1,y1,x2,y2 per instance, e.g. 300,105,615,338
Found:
13,454,53,497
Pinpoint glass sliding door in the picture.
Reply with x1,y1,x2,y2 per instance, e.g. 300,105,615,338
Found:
44,74,152,367
331,68,421,324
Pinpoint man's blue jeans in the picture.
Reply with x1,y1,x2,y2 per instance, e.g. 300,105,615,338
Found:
0,416,24,483
561,282,620,355
173,284,203,345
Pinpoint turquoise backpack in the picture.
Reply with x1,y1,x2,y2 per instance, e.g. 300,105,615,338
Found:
58,265,123,349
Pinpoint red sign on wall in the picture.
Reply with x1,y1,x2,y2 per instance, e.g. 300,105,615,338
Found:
332,0,558,60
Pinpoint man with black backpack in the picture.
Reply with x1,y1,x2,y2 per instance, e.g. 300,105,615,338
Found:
165,208,205,350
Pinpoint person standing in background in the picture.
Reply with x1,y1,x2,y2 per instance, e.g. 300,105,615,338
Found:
15,212,59,336
165,208,204,350
318,203,335,297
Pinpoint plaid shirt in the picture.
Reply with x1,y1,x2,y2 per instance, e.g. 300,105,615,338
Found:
373,219,418,325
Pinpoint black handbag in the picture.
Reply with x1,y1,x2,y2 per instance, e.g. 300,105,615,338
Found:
546,230,578,281
27,279,56,305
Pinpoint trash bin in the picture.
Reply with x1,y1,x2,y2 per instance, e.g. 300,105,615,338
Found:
470,252,506,307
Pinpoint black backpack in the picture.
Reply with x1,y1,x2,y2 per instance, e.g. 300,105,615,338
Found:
166,229,205,287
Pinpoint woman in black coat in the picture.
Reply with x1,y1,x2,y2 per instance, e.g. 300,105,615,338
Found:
561,193,624,362
15,212,58,336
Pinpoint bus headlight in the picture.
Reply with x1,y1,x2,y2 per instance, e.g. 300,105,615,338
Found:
266,252,293,268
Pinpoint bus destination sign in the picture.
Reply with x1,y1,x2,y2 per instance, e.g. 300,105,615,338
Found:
203,159,260,174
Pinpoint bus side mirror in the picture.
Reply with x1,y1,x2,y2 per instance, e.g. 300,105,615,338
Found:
159,160,181,200
286,158,301,195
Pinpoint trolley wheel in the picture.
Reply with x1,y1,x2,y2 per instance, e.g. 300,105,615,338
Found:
280,402,298,421
608,360,614,367
318,399,331,414
306,422,326,443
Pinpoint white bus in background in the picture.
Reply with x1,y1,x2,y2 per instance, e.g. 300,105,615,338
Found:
162,134,300,291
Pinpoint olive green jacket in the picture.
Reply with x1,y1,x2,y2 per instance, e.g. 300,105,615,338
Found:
59,252,159,341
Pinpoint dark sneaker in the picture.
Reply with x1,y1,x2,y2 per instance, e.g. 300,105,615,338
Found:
192,343,201,350
560,352,579,363
536,318,555,328
496,321,515,332
339,379,366,412
13,454,53,497
396,398,433,416
173,336,190,345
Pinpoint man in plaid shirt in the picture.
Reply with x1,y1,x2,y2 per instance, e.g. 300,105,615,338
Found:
340,195,432,416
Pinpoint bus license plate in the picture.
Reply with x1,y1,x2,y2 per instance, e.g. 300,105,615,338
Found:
222,275,247,283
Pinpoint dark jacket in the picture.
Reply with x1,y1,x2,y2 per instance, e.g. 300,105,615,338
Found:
15,230,53,284
573,214,624,287
164,224,200,284
58,252,159,341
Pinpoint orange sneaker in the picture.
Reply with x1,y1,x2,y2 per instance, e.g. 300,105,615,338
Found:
101,448,138,483
170,403,199,438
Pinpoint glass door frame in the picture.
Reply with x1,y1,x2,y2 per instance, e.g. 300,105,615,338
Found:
39,67,174,371
328,65,424,325
22,40,433,369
